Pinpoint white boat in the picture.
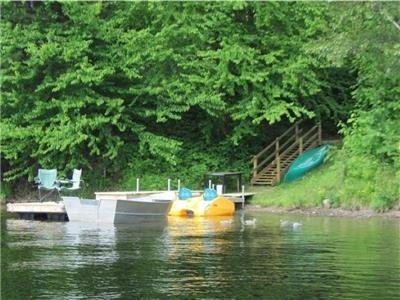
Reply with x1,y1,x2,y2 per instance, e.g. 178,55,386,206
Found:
62,191,175,224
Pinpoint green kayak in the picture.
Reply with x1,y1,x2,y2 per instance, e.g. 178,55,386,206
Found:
283,144,329,183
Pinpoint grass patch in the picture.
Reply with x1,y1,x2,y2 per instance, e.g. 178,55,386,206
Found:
250,151,399,211
251,162,338,208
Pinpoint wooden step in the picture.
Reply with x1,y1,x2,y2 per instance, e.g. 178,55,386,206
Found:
252,177,274,181
258,175,275,179
253,178,274,183
258,172,276,176
256,175,276,179
254,174,275,178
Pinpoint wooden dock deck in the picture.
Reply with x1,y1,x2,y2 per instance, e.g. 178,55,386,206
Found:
224,192,256,199
7,201,67,221
95,191,255,204
7,201,66,213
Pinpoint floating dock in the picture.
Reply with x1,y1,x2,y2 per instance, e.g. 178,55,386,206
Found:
7,191,255,221
224,192,256,203
7,201,68,221
95,191,255,204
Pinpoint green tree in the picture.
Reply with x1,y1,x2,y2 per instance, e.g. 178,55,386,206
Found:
6,1,393,204
313,2,400,209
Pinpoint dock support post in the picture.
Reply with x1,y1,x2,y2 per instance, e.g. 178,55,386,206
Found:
177,179,181,191
241,185,245,209
136,178,140,192
168,179,171,191
208,180,212,189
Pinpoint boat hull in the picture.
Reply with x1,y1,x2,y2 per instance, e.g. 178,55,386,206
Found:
114,198,172,223
63,195,173,224
283,144,329,183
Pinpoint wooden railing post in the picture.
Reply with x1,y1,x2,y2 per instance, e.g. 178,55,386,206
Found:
318,122,322,145
299,136,303,154
275,139,281,182
253,158,258,179
295,122,299,141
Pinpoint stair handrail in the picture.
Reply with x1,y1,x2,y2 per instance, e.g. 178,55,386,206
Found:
250,140,275,163
276,125,319,181
253,126,302,175
279,137,302,158
251,120,303,163
301,124,318,142
255,151,277,174
251,120,304,179
279,131,299,152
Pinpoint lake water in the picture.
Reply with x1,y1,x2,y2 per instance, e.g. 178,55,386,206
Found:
2,212,399,299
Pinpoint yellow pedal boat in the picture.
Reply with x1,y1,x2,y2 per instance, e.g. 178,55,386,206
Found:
169,188,234,217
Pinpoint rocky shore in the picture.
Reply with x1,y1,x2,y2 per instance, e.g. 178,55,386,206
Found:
246,205,400,219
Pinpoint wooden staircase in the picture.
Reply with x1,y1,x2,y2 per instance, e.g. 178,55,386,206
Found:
251,121,322,186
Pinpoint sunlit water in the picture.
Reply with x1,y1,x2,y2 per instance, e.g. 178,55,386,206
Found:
2,212,399,299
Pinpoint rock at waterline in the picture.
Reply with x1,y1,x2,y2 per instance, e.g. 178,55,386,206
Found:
280,220,303,229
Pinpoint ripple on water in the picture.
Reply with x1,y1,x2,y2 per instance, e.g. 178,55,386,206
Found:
2,213,400,299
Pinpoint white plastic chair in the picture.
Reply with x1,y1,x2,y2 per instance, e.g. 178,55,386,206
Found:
58,169,83,194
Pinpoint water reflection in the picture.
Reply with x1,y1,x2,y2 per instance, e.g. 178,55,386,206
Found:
2,213,400,299
165,216,234,256
167,216,234,236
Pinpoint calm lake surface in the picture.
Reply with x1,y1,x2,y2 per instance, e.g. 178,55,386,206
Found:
2,211,399,299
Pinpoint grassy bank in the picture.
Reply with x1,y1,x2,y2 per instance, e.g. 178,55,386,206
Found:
250,152,399,212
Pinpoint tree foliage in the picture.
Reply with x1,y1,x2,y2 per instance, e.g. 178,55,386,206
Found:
314,2,400,208
1,2,397,207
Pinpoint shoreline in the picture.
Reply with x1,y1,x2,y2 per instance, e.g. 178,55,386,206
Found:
245,205,400,219
3,204,400,220
3,197,400,219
